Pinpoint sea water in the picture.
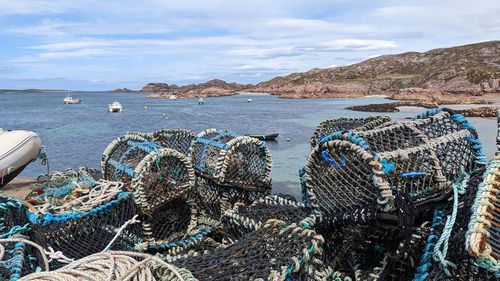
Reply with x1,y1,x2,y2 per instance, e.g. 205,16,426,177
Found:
0,91,497,198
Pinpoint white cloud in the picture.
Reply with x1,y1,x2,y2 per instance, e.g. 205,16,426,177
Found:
0,0,499,89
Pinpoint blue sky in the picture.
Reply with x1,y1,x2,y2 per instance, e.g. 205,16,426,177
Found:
0,0,499,90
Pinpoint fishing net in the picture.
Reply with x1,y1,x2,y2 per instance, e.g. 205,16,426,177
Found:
26,178,139,269
189,128,272,191
28,168,98,198
303,108,485,229
310,116,391,149
169,218,326,281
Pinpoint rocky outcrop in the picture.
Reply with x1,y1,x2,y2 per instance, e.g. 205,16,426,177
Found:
140,79,250,98
389,88,491,104
252,41,500,100
456,107,499,117
113,88,134,93
347,101,438,113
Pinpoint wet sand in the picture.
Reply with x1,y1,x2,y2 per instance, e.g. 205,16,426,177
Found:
1,177,35,200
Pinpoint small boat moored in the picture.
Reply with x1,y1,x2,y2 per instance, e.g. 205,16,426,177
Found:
198,97,205,105
63,93,81,104
108,101,123,113
0,129,42,188
246,133,279,141
169,95,177,100
247,98,253,103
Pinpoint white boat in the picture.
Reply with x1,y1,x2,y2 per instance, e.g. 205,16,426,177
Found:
198,97,205,105
63,93,81,104
247,98,253,103
0,129,42,188
169,95,177,100
108,101,123,113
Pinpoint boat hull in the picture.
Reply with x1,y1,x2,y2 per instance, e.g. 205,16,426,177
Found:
0,130,42,188
246,133,279,141
64,100,81,104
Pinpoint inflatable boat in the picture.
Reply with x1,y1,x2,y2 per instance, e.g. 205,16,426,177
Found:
0,129,42,188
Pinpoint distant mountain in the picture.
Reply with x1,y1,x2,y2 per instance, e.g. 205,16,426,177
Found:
140,79,251,98
0,89,67,93
252,41,500,98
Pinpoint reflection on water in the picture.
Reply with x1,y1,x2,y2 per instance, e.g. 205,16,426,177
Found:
0,92,497,199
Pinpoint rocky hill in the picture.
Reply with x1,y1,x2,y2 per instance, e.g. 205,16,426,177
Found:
140,79,250,98
252,41,500,99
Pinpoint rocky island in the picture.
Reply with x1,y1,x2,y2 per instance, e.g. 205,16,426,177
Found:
140,79,251,98
112,88,135,93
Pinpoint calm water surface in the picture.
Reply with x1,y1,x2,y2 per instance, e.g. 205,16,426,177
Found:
0,92,496,198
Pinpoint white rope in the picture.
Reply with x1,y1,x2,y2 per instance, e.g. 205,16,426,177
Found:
102,214,140,252
18,251,187,281
45,246,74,264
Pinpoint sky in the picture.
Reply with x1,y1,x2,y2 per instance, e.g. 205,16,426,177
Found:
0,0,499,90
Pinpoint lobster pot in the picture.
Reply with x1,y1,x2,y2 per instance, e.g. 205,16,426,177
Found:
144,129,195,156
28,191,139,269
102,133,154,186
189,129,272,191
303,108,485,224
310,116,391,149
130,148,196,243
103,133,197,244
171,218,326,281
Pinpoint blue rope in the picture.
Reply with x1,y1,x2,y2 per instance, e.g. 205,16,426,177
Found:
432,176,468,276
0,224,30,239
465,135,487,165
108,159,137,178
8,242,26,281
194,137,231,150
413,108,443,120
378,158,396,174
319,130,370,150
413,208,445,281
400,172,429,178
321,150,346,169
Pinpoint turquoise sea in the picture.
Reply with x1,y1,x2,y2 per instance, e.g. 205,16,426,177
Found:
0,92,497,198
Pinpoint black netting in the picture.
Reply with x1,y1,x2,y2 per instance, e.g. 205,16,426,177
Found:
145,129,195,156
171,219,323,281
28,192,138,269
